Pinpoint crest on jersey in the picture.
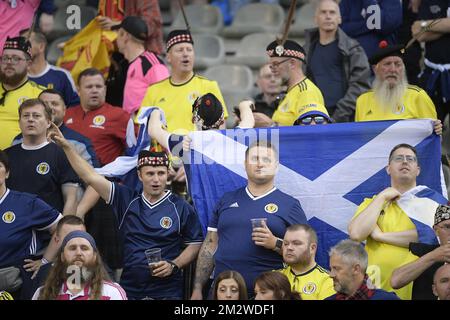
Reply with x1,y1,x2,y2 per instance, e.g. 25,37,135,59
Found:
189,92,200,104
393,104,405,115
160,217,173,229
280,102,289,112
93,115,106,126
302,282,317,295
2,211,16,224
36,162,50,175
264,203,278,214
18,96,28,105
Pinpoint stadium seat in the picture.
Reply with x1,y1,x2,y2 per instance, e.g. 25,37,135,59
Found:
47,5,98,41
192,34,225,70
290,2,317,37
225,33,276,69
203,64,254,94
46,35,73,65
221,3,285,38
159,0,171,11
167,4,224,35
202,64,255,128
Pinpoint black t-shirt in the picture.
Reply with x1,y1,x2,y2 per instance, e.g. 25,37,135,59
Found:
5,142,80,212
309,39,346,109
253,93,280,118
419,0,450,64
409,242,443,300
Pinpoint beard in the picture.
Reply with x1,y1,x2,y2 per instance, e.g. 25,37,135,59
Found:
0,67,27,87
373,72,408,113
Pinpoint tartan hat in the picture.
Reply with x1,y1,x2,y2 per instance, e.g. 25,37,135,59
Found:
192,93,224,130
369,41,405,65
3,36,32,58
138,150,169,169
434,204,450,226
111,16,148,41
266,39,306,62
166,29,194,52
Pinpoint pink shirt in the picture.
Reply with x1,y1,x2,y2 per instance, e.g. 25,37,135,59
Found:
123,51,169,114
0,0,40,49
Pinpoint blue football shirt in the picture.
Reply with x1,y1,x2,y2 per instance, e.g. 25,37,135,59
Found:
107,182,203,299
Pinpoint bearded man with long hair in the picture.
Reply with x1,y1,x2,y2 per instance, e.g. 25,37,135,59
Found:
354,42,442,135
33,231,127,300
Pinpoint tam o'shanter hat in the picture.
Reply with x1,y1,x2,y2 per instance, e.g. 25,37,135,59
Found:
434,204,450,226
138,150,169,169
166,29,194,52
266,39,306,62
192,93,224,130
3,36,32,58
369,40,405,65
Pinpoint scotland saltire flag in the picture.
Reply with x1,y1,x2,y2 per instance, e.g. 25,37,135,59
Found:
186,119,448,268
95,107,164,190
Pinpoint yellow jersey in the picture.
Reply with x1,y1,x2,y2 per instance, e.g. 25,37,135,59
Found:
272,78,324,126
355,86,437,121
0,80,44,150
353,197,419,300
139,74,228,134
278,264,335,300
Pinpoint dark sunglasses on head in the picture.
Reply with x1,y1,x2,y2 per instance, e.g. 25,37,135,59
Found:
294,115,327,125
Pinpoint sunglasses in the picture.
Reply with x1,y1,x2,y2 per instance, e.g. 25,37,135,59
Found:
294,115,327,125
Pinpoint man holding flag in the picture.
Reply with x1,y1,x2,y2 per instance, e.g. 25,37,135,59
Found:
349,143,448,300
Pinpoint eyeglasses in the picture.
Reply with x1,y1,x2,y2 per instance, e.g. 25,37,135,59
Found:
269,58,291,69
294,115,327,125
0,55,28,65
391,155,417,163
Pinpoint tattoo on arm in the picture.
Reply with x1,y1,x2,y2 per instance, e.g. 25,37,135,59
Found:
193,232,217,289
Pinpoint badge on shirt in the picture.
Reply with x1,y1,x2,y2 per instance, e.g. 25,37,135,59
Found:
280,102,289,112
303,282,317,295
2,211,16,224
93,115,106,126
18,96,28,105
264,203,278,214
36,162,50,175
392,104,405,115
160,217,173,229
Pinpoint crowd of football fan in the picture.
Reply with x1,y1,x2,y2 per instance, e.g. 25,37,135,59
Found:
0,0,449,301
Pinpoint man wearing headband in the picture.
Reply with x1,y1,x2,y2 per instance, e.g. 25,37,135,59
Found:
0,36,45,149
265,38,325,127
139,29,228,134
32,231,127,300
355,41,442,135
48,125,203,300
391,204,450,300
